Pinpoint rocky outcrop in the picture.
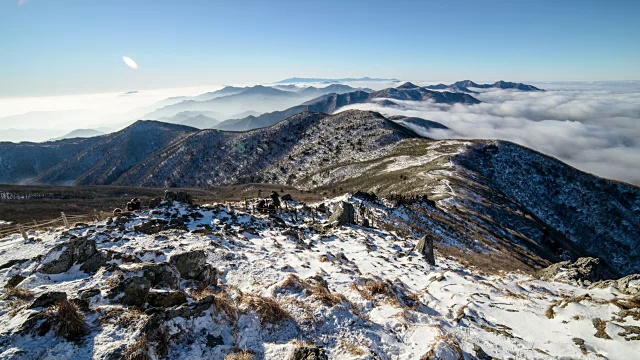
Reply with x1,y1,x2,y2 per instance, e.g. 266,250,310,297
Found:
147,289,187,308
107,262,182,307
169,250,216,286
328,202,355,226
108,277,151,307
134,219,168,235
415,235,436,266
120,262,181,290
537,257,609,285
38,237,105,274
590,273,640,295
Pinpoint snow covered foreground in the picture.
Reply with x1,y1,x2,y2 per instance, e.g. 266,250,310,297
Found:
0,197,638,359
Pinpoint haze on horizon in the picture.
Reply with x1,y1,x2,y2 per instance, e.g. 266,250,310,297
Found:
1,0,639,98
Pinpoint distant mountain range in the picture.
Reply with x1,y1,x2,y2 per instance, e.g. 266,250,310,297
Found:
215,82,480,131
146,84,372,120
275,77,400,83
423,80,544,93
49,129,105,141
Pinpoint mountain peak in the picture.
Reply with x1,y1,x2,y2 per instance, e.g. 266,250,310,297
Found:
397,82,419,89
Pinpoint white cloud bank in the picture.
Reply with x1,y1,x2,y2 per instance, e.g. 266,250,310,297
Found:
341,81,640,185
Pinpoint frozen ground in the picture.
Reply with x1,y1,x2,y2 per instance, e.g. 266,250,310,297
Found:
0,198,638,359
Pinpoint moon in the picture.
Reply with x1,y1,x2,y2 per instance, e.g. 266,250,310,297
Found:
122,56,139,70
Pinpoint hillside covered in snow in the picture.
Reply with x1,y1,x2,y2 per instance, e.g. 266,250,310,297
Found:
0,197,638,359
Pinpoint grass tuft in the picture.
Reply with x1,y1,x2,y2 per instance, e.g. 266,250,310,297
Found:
2,287,35,300
242,295,291,324
225,350,254,360
123,335,152,360
46,299,87,341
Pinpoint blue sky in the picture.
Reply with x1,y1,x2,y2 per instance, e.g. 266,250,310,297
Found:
1,0,639,96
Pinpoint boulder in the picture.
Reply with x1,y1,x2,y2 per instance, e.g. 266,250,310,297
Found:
134,219,168,235
289,346,328,360
5,274,26,288
38,237,105,274
109,277,151,307
537,257,608,285
147,289,187,308
415,235,436,266
590,273,640,295
169,250,216,286
148,197,163,208
121,262,181,290
328,202,355,226
317,203,328,214
28,291,67,309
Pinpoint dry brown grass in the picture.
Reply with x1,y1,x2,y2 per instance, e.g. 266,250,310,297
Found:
352,278,421,310
311,285,349,307
214,292,238,321
290,339,314,347
592,318,612,339
545,304,555,319
242,295,291,324
46,299,87,341
340,339,368,356
277,274,349,307
97,306,146,327
123,336,151,360
225,350,254,360
189,282,216,300
2,287,35,300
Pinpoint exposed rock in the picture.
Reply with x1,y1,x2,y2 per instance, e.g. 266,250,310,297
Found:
328,202,355,226
591,273,640,295
165,191,193,204
206,334,224,347
169,250,216,286
134,219,168,235
537,257,609,285
78,288,101,299
281,194,293,201
5,274,26,288
121,262,181,290
0,258,29,271
317,203,327,214
473,344,493,360
38,237,105,274
28,291,67,309
415,235,436,266
289,345,328,360
144,295,216,331
108,276,151,307
147,289,187,308
148,197,163,208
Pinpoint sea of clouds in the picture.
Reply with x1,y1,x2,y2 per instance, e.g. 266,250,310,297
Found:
342,81,640,185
